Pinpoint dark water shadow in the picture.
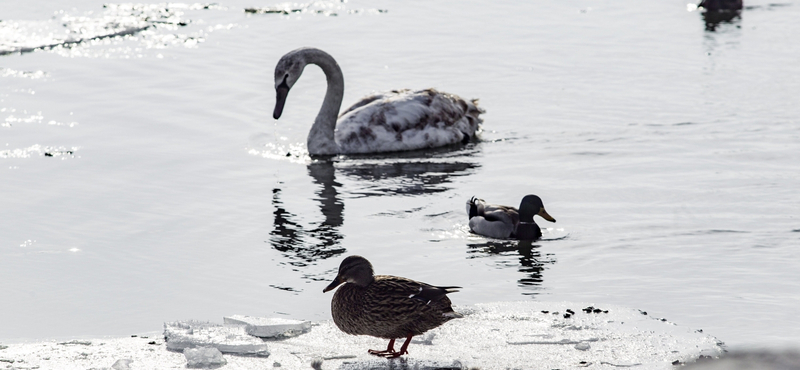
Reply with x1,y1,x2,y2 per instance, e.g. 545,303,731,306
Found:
466,240,557,295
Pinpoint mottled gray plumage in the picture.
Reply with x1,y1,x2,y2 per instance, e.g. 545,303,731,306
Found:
323,255,461,357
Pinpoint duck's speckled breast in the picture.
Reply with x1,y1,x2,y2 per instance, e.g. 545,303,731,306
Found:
330,282,368,336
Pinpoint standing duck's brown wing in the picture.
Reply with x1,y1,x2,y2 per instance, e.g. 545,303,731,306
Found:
355,275,460,339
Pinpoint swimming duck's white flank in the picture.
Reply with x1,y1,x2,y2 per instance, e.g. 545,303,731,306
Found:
273,47,484,155
467,194,556,240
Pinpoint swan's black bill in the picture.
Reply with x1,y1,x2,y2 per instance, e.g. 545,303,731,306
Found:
273,81,290,119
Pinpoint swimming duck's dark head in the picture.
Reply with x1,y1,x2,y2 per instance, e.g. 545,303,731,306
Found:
518,194,556,223
323,255,375,293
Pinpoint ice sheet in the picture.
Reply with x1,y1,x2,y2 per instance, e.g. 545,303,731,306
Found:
0,301,724,369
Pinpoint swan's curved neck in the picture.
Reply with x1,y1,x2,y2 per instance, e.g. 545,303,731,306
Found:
304,49,344,155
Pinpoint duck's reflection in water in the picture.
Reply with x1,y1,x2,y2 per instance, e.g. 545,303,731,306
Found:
270,161,345,269
466,240,556,294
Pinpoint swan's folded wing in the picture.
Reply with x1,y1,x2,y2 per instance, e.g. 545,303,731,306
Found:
335,89,481,153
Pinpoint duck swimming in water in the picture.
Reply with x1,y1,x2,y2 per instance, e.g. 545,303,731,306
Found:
467,194,556,240
273,47,484,156
323,255,462,358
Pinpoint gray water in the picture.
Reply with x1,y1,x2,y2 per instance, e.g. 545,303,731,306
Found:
1,0,799,349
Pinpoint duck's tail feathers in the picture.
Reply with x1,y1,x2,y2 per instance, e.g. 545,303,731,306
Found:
443,311,464,319
437,286,462,294
409,285,462,304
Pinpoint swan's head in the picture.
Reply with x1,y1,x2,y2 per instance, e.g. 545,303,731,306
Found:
273,50,307,119
518,194,556,223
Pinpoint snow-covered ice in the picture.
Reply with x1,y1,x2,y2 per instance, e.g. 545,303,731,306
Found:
223,315,312,338
0,301,724,369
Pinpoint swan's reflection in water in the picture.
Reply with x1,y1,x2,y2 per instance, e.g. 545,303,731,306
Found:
339,160,478,197
270,161,346,268
466,240,557,295
269,146,481,271
338,144,481,197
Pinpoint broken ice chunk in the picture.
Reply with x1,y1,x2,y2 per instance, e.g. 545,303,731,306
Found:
111,359,134,370
575,342,591,351
164,321,270,356
223,315,311,338
184,347,227,369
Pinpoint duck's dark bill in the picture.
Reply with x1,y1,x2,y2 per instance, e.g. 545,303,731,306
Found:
323,276,343,293
539,207,556,222
273,84,290,119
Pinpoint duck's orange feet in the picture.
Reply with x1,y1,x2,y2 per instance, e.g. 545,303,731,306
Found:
368,334,414,358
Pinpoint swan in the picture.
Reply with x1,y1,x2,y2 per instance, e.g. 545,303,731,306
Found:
272,47,484,155
466,194,556,240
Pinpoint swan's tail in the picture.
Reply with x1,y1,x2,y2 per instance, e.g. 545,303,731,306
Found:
470,98,486,115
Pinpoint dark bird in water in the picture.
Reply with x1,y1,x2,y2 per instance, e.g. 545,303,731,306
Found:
698,0,743,12
323,255,462,358
697,0,742,31
467,194,556,240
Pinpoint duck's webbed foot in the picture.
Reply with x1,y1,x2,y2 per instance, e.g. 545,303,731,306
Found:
368,335,412,358
368,339,400,357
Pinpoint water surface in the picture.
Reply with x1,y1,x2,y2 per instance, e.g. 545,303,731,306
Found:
1,0,799,348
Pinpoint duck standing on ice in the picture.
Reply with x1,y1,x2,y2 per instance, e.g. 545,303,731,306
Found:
323,255,462,358
273,47,484,155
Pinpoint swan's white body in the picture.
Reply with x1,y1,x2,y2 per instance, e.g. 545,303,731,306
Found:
273,48,483,155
